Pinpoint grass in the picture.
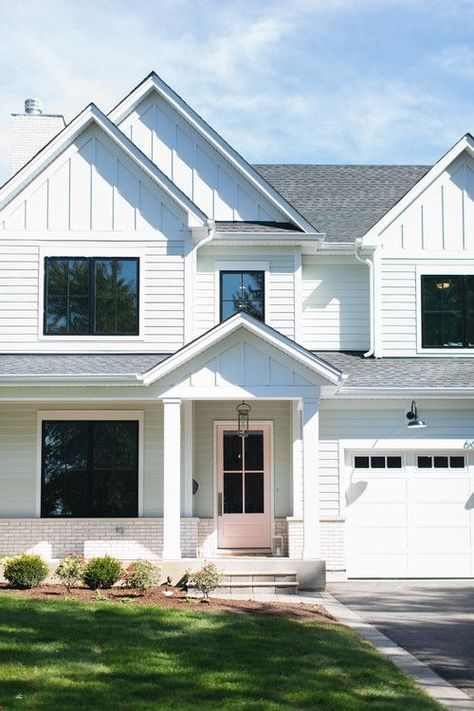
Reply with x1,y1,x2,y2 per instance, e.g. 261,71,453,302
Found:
0,595,443,710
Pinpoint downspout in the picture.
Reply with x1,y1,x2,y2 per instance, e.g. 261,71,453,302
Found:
354,238,375,358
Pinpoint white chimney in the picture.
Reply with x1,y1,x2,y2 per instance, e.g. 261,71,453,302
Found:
11,99,66,174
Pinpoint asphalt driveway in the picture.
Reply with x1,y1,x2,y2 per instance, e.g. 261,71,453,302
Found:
328,580,474,700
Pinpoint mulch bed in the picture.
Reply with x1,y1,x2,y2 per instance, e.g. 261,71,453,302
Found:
0,583,336,622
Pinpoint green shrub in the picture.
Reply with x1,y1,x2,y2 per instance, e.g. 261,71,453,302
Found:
188,562,222,601
56,553,85,592
120,560,161,595
3,553,49,589
82,555,122,590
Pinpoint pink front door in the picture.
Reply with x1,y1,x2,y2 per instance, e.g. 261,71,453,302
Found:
216,423,271,549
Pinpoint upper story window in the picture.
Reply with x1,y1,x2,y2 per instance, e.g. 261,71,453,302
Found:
44,257,139,336
421,275,474,348
220,271,264,321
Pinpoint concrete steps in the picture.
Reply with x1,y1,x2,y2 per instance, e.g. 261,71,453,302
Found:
189,570,299,595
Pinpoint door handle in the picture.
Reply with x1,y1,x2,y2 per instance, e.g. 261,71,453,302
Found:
218,492,223,517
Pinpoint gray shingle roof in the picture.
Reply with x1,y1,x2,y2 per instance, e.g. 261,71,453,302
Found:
215,221,300,233
254,164,430,242
314,351,474,389
0,354,169,376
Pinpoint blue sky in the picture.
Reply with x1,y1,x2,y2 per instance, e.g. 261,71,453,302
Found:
1,0,474,181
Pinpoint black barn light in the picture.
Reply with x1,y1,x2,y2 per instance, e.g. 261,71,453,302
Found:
406,400,427,429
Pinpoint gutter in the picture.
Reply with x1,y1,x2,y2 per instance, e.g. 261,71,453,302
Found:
354,238,375,358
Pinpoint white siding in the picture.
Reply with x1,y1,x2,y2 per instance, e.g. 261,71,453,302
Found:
195,247,296,339
0,404,164,517
379,256,474,355
1,125,187,236
319,399,474,518
380,151,474,252
0,240,185,352
193,400,292,519
118,92,287,222
301,257,370,350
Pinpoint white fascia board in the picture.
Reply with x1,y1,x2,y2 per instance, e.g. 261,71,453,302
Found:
142,312,345,386
361,134,474,248
108,73,316,233
209,233,323,250
0,103,208,229
335,386,474,399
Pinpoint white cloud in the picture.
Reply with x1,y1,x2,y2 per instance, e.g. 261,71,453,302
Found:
433,44,474,78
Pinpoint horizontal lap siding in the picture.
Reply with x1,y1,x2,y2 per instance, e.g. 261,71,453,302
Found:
0,404,163,518
0,242,185,352
302,258,369,350
193,401,292,519
380,260,417,355
0,246,39,343
195,249,295,339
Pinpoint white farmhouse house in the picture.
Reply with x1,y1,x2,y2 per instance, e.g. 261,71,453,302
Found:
0,72,473,587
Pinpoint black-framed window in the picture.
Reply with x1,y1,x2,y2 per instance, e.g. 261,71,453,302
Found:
220,271,264,321
44,257,139,335
354,455,402,469
421,275,474,348
41,420,139,517
417,455,465,469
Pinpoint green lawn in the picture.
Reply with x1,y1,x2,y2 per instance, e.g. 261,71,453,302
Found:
0,595,442,711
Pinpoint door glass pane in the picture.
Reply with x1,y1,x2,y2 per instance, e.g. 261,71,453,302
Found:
450,456,465,468
245,472,264,513
245,431,264,470
354,456,369,468
371,456,385,468
223,432,242,470
42,421,88,516
417,456,432,468
224,473,243,513
91,421,138,517
434,456,449,468
387,456,402,469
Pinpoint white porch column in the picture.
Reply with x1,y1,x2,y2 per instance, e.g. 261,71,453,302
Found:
302,397,320,559
291,399,303,519
162,398,182,559
183,400,193,517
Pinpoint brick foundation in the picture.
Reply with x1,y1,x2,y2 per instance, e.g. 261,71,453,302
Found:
320,518,346,570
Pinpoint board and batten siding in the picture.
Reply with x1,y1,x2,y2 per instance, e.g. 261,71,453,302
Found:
379,151,474,252
194,248,296,339
379,257,474,355
0,125,187,235
118,91,287,223
0,240,186,352
301,257,370,351
0,404,164,518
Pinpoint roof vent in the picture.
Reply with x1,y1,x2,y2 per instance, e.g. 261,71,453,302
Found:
24,98,42,115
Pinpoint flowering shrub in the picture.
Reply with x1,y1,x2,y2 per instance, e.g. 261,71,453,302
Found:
188,562,222,601
2,553,49,589
82,555,122,590
56,553,85,592
120,560,161,595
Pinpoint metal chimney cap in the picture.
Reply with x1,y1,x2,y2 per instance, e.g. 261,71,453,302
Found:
24,98,42,115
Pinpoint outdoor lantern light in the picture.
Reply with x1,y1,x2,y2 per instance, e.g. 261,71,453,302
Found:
406,400,427,429
236,401,251,437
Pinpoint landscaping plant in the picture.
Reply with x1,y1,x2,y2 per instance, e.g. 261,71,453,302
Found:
2,553,49,589
188,562,222,601
82,555,122,590
120,560,161,595
55,552,85,592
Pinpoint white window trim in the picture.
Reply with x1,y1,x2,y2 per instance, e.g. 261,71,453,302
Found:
35,410,144,518
214,261,269,325
38,247,146,342
415,264,474,355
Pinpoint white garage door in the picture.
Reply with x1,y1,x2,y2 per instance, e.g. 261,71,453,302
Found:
346,453,474,578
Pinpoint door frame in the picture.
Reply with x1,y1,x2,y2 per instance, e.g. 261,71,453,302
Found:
213,419,274,548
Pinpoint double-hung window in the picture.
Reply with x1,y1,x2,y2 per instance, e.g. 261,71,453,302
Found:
220,270,264,321
421,275,474,348
44,257,139,335
41,420,139,517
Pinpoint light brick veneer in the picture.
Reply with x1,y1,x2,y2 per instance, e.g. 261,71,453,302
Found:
320,518,345,570
273,518,288,556
0,518,199,560
287,518,303,558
